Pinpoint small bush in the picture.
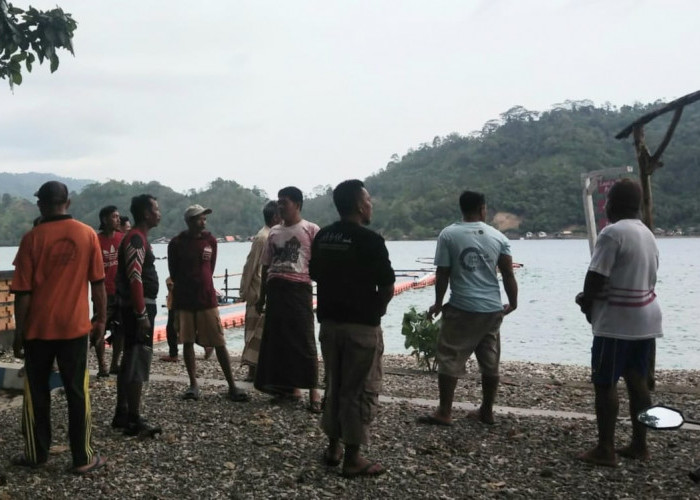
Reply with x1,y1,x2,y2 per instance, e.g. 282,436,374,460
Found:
401,306,440,372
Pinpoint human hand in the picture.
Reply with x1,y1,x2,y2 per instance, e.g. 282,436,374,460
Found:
136,316,152,343
13,334,24,359
427,303,442,320
90,320,106,348
503,303,517,315
255,297,265,315
575,292,592,323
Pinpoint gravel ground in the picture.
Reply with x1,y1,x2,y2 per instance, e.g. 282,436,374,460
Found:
1,348,700,499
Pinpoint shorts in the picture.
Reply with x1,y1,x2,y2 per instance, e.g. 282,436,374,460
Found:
178,308,225,347
591,336,654,386
436,304,504,378
120,303,157,383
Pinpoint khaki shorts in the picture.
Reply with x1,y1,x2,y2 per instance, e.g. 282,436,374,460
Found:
178,308,225,347
437,304,503,378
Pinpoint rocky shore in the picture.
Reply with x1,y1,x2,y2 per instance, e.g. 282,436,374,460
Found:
1,348,700,499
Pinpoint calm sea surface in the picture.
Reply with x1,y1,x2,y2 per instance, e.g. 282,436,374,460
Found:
2,238,698,369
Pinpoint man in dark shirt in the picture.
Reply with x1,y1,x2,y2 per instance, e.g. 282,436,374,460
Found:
309,179,395,478
112,194,162,437
168,205,249,402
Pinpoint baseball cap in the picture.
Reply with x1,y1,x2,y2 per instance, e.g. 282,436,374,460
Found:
34,181,68,204
184,204,212,221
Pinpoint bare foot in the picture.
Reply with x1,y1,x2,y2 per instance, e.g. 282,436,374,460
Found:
342,456,386,478
468,408,494,425
617,445,651,461
416,412,453,426
577,446,619,467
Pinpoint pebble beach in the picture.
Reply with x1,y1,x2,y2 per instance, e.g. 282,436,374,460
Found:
1,349,700,499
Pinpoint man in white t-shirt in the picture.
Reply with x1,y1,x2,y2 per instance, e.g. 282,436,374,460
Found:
576,178,662,467
418,191,518,427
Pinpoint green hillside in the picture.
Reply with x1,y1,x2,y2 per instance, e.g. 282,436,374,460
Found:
2,99,700,246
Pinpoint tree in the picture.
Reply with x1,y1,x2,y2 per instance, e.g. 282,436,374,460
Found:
0,0,76,89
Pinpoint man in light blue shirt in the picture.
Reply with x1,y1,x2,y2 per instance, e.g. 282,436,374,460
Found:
419,191,518,426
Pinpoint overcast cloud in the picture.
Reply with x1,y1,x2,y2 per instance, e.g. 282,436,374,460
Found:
1,0,698,197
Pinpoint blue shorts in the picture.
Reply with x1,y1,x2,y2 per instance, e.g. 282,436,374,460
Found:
591,336,654,386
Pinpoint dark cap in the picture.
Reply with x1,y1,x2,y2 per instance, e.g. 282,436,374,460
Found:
34,181,69,204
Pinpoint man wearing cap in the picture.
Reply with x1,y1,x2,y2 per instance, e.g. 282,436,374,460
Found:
96,205,124,376
11,181,107,473
167,204,249,402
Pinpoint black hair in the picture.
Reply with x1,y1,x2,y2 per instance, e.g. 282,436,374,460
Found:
262,200,279,227
130,194,157,224
120,215,130,224
278,186,303,210
607,178,642,218
98,205,118,231
459,191,485,215
333,179,365,217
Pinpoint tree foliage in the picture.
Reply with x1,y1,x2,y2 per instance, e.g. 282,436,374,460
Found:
0,0,76,89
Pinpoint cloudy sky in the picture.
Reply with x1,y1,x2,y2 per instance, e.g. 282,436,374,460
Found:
1,0,698,197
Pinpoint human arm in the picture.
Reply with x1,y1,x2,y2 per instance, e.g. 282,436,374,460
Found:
255,265,268,314
377,284,394,317
90,280,107,346
240,236,264,302
497,253,518,315
13,292,30,358
125,233,151,340
427,266,450,320
575,271,607,323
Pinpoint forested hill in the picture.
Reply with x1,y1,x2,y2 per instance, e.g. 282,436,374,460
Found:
2,100,700,246
307,100,700,239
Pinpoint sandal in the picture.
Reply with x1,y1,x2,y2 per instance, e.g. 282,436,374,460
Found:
73,452,107,475
307,400,323,414
182,386,200,401
228,387,250,402
11,454,46,469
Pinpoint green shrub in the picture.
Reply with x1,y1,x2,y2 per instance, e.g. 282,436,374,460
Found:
401,306,440,372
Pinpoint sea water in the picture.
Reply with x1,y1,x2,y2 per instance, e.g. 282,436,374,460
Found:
2,238,698,369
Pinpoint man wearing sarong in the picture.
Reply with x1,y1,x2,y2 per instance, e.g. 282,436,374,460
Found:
576,179,662,467
168,204,249,402
112,194,162,437
240,201,280,382
96,205,124,376
11,181,107,473
255,186,322,411
310,179,395,478
419,190,518,426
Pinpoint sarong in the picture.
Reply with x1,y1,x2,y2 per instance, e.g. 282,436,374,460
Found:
254,279,318,393
241,304,264,366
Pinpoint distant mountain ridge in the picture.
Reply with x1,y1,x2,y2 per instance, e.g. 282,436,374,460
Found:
0,172,95,200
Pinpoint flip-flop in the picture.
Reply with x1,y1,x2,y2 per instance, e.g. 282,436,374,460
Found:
11,455,46,469
182,386,200,401
416,414,453,427
307,400,323,414
228,388,250,402
73,453,107,475
341,462,386,479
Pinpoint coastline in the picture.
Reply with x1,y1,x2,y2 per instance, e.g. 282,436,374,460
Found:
1,351,700,497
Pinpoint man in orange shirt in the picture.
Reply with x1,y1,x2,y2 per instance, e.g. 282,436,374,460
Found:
11,181,107,474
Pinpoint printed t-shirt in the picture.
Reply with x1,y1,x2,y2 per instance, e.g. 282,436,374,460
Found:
262,219,319,284
11,215,105,341
98,231,123,295
434,221,511,313
310,220,395,326
167,231,218,310
588,218,662,340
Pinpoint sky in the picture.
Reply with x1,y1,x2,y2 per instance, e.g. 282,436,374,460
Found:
2,0,699,198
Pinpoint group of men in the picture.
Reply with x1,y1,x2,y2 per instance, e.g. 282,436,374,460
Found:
9,175,661,476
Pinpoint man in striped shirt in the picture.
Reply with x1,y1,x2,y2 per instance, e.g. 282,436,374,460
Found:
576,179,662,467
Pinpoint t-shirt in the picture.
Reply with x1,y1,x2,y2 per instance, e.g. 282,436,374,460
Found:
434,221,511,313
116,228,159,314
262,219,319,284
11,215,105,341
167,231,218,310
588,218,663,340
310,221,396,326
98,231,123,296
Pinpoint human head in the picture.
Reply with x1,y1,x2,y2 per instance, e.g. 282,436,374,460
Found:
35,181,70,216
333,179,372,225
262,200,280,227
130,194,160,228
277,186,303,224
459,191,486,220
606,178,642,222
98,205,120,232
184,204,211,233
119,215,131,232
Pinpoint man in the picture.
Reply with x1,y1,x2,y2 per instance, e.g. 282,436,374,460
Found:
11,181,107,474
168,205,249,402
96,205,124,376
576,179,662,467
112,194,162,437
255,186,322,411
239,201,280,382
119,215,131,233
419,191,518,426
309,179,395,478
